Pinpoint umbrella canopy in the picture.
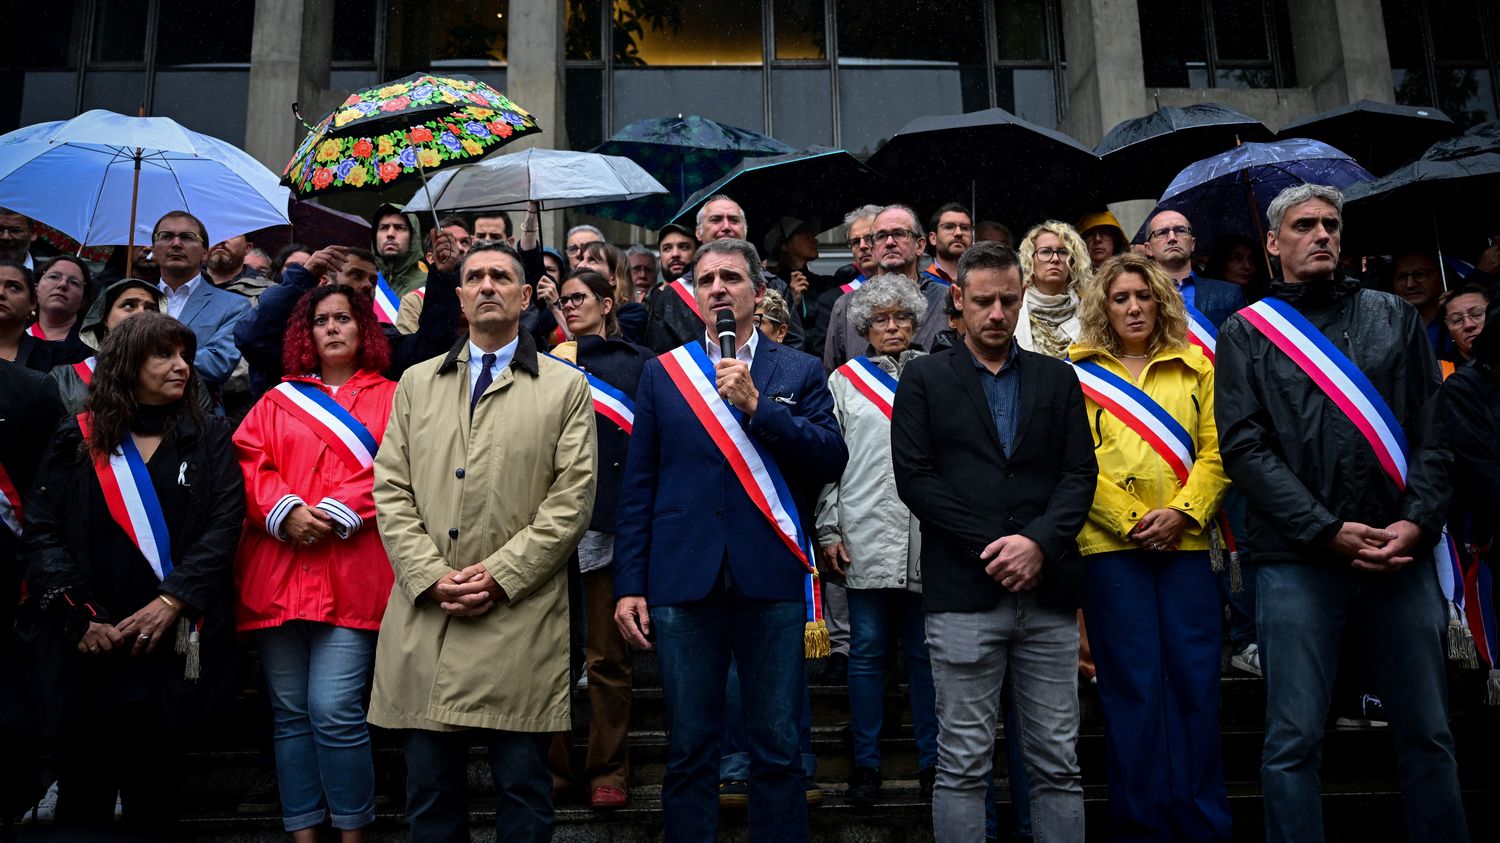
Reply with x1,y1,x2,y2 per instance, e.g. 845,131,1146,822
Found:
865,107,1101,230
0,110,291,249
281,73,539,200
1097,103,1274,201
580,115,794,228
668,147,893,248
247,198,373,256
403,148,667,214
1343,120,1500,253
1277,100,1457,176
1135,139,1375,257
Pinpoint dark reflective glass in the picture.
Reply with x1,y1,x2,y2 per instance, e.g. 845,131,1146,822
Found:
6,2,77,68
1139,0,1208,88
91,0,150,63
838,0,985,65
996,0,1049,62
158,0,255,65
567,0,601,61
332,0,378,63
775,0,826,60
613,0,762,66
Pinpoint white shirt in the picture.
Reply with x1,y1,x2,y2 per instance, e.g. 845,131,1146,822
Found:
467,335,519,398
704,326,759,366
157,274,202,319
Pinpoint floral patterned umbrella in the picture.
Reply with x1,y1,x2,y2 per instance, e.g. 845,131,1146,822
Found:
280,73,540,203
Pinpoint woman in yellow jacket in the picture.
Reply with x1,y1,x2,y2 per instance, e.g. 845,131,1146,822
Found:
1068,254,1232,842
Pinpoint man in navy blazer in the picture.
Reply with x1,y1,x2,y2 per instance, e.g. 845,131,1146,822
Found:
614,239,847,842
150,211,250,390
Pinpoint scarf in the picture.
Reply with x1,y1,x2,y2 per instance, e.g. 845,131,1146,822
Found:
1026,286,1079,359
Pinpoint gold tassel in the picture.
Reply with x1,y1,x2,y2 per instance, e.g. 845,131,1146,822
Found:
184,626,201,682
1446,604,1479,668
1486,669,1500,706
174,616,190,655
804,620,830,660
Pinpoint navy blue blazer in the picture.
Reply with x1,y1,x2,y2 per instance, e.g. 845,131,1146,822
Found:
1187,273,1248,329
613,337,848,606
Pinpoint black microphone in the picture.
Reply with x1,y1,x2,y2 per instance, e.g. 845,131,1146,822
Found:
715,308,737,360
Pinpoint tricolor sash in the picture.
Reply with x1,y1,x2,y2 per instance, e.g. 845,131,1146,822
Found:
27,322,47,340
657,342,828,656
1239,297,1409,490
835,356,897,421
73,356,96,385
668,278,703,321
0,462,23,536
839,274,868,295
373,272,401,325
77,413,173,581
542,353,637,434
266,382,379,472
1184,302,1217,363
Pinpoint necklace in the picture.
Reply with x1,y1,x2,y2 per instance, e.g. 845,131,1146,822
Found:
1120,352,1150,359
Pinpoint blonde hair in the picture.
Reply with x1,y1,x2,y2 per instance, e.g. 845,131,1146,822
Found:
1019,220,1092,292
1077,253,1190,357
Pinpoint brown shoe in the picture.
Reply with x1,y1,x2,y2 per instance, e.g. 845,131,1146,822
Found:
590,785,629,810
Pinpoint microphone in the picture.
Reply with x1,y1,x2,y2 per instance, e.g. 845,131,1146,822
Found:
715,309,738,360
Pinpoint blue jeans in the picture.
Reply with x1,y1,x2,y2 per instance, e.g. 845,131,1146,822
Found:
1084,551,1231,842
1257,561,1468,843
401,728,551,843
846,587,938,771
257,622,377,832
720,659,816,782
655,589,809,843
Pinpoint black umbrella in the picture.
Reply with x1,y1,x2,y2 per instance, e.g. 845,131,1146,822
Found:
865,107,1100,231
1096,103,1274,202
1277,99,1457,176
668,146,894,248
1343,121,1500,274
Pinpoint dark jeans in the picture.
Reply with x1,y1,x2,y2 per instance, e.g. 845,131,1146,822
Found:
846,587,938,771
1257,561,1468,843
720,658,817,782
654,585,809,843
55,703,182,835
400,728,552,843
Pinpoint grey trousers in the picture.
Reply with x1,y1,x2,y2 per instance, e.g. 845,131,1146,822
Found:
926,594,1084,843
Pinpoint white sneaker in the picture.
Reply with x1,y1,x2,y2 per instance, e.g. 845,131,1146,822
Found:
22,781,58,824
1231,643,1262,677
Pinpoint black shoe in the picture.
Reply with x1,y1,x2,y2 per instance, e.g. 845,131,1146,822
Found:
918,765,936,800
844,766,881,807
718,780,748,809
1335,693,1389,728
823,652,848,685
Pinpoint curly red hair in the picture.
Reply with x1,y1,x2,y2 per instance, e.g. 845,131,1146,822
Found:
281,284,391,376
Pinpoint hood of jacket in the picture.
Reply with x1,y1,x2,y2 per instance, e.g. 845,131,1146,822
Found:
80,277,168,350
370,202,426,293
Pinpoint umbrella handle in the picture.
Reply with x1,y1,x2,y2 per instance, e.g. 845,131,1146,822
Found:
126,148,143,276
409,125,444,241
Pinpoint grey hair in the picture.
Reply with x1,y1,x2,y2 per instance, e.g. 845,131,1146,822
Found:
695,194,744,228
849,273,930,336
566,224,605,242
843,204,883,229
625,243,657,268
1266,184,1344,232
877,203,925,241
692,238,765,290
247,247,272,262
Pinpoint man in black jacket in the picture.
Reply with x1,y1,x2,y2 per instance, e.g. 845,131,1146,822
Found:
1216,184,1467,843
891,241,1096,843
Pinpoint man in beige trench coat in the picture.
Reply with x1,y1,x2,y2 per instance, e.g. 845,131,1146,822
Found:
370,239,597,842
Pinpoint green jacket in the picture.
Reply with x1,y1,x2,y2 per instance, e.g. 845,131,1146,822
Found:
370,202,428,296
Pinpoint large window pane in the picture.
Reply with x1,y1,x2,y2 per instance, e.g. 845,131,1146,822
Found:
566,67,604,148
386,0,509,70
1212,1,1269,62
838,0,985,65
1428,0,1486,63
995,68,1056,129
771,68,832,147
1139,0,1208,88
91,0,150,63
567,0,602,61
153,70,250,146
838,67,982,157
332,0,378,63
613,69,763,133
158,0,255,65
774,0,826,61
613,0,761,66
996,0,1050,62
5,1,79,68
0,72,79,133
82,71,147,114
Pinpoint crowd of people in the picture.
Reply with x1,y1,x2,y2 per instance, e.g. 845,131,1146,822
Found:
0,179,1495,843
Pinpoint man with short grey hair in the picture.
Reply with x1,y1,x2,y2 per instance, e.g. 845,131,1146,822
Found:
625,244,658,299
565,224,605,263
1217,183,1466,843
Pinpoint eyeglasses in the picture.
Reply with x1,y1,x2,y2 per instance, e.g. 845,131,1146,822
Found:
0,226,28,238
872,228,916,243
937,222,974,234
1147,225,1193,241
565,241,601,256
846,235,874,249
558,292,594,309
153,230,204,245
1035,247,1071,262
754,312,783,327
869,313,915,328
1394,270,1433,285
1445,305,1487,327
40,271,85,288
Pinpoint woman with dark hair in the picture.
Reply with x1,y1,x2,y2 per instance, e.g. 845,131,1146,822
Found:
571,241,646,343
272,243,314,282
1206,235,1269,301
30,256,93,345
546,268,651,809
232,284,395,841
22,311,245,833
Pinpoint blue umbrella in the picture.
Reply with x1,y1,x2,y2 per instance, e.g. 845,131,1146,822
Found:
580,115,794,228
1135,139,1375,259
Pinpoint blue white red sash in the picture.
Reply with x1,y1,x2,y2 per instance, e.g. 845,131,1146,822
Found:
77,413,172,581
266,382,379,472
1073,360,1196,484
373,272,401,325
668,278,703,321
1239,297,1409,490
73,356,95,385
1465,551,1497,671
27,322,46,340
839,274,868,295
1183,302,1217,363
920,269,951,287
835,356,897,421
542,353,636,435
0,463,23,536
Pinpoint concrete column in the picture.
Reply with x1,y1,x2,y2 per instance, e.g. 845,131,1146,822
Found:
1287,0,1395,111
244,0,334,172
506,0,569,247
1058,0,1149,148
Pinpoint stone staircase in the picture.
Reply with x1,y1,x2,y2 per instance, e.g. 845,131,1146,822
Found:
29,650,1498,842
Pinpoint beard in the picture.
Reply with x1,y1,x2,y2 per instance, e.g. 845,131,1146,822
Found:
207,251,240,275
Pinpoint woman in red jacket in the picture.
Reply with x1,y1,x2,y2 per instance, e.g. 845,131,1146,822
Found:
233,284,396,843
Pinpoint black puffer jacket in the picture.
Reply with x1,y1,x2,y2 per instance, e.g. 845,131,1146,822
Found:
1216,274,1449,564
1438,302,1500,550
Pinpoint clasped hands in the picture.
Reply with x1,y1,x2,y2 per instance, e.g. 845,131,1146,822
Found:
1129,507,1192,552
424,563,508,618
1330,519,1422,573
79,595,181,657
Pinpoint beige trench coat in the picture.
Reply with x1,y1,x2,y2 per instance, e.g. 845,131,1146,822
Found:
369,334,596,733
